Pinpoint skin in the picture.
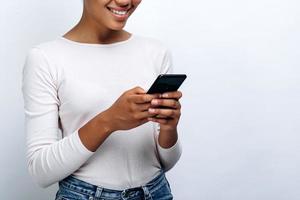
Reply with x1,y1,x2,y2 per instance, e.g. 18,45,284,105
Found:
68,0,183,151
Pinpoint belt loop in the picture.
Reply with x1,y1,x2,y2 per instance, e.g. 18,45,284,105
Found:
95,187,103,198
142,186,153,200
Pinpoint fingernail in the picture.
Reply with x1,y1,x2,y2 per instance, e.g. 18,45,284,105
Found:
149,108,155,113
162,93,168,98
152,99,158,105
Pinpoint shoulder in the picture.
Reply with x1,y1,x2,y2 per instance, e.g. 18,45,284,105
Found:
25,37,71,69
132,34,172,67
24,38,64,78
132,34,173,73
133,34,170,53
28,38,65,57
25,38,58,57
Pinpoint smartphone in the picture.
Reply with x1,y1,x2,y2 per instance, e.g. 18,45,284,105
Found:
147,74,186,118
147,74,187,94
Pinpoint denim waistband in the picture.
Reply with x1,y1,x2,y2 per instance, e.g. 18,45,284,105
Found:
58,169,167,198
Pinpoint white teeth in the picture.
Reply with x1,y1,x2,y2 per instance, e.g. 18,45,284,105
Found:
109,8,127,16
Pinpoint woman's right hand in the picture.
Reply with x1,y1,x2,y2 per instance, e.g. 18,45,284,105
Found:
102,86,159,132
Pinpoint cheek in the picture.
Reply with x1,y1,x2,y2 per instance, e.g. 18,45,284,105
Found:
85,2,110,21
133,0,142,6
85,0,108,12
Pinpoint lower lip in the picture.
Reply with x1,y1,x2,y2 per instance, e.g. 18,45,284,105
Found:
107,8,130,21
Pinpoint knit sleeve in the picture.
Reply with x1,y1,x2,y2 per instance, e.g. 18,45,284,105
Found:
155,47,182,171
154,124,183,172
21,47,94,188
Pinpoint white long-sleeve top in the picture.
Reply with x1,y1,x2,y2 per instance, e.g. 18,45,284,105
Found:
21,34,182,190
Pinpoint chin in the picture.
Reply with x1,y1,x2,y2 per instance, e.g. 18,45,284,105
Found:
108,22,127,31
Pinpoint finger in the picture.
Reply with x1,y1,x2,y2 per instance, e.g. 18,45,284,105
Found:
153,114,172,119
130,94,160,104
136,110,158,119
160,91,183,100
148,108,179,118
150,99,181,109
134,103,152,111
148,117,169,124
145,113,169,119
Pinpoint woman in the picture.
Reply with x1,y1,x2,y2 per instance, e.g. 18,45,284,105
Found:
22,0,183,199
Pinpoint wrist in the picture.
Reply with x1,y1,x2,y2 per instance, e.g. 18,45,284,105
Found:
158,128,178,148
160,126,177,133
95,110,115,135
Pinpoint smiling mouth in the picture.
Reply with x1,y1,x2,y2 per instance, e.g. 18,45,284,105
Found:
107,7,132,16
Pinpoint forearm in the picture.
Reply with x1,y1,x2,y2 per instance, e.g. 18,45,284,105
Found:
28,111,115,188
27,128,94,188
78,110,114,152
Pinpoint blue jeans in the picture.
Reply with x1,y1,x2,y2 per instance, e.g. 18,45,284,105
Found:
55,170,173,200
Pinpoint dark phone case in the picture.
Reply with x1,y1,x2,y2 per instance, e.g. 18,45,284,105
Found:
146,74,187,94
147,74,186,118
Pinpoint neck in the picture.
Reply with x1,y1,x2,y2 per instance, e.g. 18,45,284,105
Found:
63,10,130,44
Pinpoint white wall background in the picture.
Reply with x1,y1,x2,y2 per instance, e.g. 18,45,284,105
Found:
1,0,300,199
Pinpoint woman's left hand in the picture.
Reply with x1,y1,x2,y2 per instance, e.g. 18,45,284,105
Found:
148,91,182,131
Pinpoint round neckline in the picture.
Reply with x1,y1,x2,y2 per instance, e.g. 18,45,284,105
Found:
58,33,135,47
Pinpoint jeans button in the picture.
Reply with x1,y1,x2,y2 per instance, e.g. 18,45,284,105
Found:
122,190,128,198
